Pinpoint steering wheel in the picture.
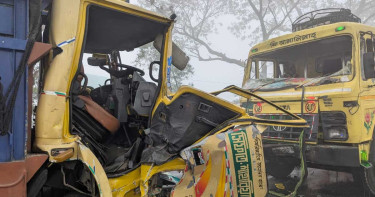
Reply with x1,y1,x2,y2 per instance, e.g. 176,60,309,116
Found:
99,64,145,78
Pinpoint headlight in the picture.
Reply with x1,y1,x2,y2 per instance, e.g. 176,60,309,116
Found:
323,127,348,140
321,112,348,141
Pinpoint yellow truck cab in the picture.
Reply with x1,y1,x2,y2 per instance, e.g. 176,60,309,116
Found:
242,8,375,194
29,0,308,196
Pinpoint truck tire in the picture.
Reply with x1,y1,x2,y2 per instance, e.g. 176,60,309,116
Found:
266,156,299,179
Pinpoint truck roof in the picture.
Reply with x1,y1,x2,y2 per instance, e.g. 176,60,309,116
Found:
97,0,172,23
249,22,375,58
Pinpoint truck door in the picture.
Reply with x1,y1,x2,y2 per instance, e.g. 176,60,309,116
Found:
359,31,375,141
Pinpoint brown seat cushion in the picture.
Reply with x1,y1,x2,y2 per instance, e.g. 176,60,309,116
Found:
78,95,120,134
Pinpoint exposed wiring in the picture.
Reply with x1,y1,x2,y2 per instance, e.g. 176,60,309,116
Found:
348,103,360,115
350,88,371,115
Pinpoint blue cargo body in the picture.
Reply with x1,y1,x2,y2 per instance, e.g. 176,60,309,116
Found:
0,0,28,162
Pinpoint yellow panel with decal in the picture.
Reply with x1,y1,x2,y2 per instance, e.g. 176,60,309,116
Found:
172,126,267,197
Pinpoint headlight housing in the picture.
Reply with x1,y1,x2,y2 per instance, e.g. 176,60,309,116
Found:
321,112,348,141
324,126,348,140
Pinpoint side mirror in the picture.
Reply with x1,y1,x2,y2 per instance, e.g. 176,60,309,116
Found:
364,52,375,79
87,57,107,67
153,34,189,70
149,61,160,82
87,54,108,67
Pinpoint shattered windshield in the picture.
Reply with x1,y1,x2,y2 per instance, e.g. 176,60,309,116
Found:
244,36,353,91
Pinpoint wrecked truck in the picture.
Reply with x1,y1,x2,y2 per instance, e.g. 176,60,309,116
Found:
0,0,308,196
241,8,375,195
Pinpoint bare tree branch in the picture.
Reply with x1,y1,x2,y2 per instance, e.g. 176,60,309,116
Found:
364,13,375,24
266,0,300,37
138,0,321,70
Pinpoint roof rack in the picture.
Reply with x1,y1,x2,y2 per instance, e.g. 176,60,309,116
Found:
292,8,361,32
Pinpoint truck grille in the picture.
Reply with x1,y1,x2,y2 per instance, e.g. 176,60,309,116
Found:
256,114,319,142
321,111,346,127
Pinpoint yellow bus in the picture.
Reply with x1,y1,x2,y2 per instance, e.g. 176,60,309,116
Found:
241,8,375,194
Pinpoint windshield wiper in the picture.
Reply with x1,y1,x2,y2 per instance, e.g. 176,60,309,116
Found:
251,78,289,93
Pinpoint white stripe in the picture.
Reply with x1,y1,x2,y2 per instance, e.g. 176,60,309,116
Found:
42,90,67,96
257,88,351,97
42,90,57,96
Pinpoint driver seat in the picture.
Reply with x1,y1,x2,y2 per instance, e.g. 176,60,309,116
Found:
74,66,120,135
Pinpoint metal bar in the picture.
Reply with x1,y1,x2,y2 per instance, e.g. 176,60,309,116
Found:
0,36,26,51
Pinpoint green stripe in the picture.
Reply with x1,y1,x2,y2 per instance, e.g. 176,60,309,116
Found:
98,183,102,195
228,129,254,197
55,92,66,96
89,166,95,175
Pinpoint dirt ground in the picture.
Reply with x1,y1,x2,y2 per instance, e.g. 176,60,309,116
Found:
268,168,366,197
